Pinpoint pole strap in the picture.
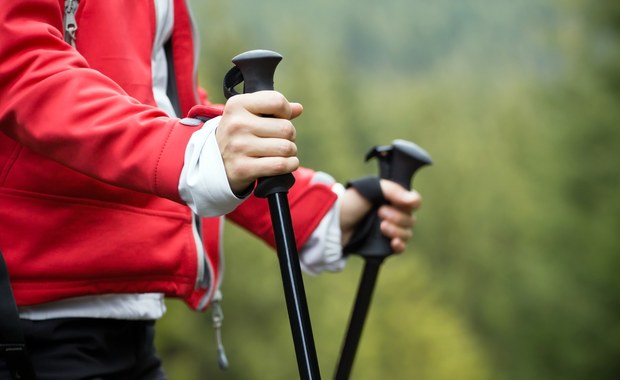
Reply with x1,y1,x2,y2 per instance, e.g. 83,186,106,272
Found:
343,176,385,254
0,250,37,380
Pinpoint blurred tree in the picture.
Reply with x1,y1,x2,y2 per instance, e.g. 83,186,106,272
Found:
154,0,620,379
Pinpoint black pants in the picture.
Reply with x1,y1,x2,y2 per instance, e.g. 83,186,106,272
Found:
0,318,167,380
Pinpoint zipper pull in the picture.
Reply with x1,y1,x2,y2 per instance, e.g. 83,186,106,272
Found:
211,293,229,370
64,0,79,47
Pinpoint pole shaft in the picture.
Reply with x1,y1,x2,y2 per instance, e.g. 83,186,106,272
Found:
267,192,321,380
334,258,382,380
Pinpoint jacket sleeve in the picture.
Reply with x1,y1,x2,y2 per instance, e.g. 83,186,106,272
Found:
0,0,197,202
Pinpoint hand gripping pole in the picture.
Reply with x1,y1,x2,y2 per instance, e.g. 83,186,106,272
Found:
334,140,432,380
224,50,321,380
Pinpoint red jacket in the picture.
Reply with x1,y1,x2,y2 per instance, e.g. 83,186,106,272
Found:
0,0,337,310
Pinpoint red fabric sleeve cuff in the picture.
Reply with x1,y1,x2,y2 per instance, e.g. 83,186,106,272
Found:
154,105,224,202
228,168,338,250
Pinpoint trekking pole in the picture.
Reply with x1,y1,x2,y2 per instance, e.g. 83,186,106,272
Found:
334,139,432,380
223,50,321,380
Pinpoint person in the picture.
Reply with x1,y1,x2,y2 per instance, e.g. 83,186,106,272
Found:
0,0,422,378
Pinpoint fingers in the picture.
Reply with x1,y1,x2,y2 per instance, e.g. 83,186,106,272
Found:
232,91,303,120
228,137,297,159
224,155,300,190
217,91,302,194
223,92,300,139
378,205,415,252
378,204,415,229
378,180,423,253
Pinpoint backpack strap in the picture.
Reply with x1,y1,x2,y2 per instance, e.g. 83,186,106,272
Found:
0,250,37,380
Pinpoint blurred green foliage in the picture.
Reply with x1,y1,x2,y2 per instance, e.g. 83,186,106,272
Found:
155,0,620,379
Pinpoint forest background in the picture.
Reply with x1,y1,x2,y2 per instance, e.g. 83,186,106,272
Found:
155,0,620,379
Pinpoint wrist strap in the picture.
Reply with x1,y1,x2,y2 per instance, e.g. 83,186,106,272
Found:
343,176,386,254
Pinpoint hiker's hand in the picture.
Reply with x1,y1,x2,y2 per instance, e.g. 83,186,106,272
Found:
340,180,422,253
216,91,303,195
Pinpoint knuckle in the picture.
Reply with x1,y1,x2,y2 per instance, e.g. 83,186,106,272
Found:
273,93,288,110
272,158,289,173
227,116,247,134
278,141,297,156
227,139,246,155
220,119,240,138
281,121,296,140
271,157,298,174
230,161,251,181
225,94,244,110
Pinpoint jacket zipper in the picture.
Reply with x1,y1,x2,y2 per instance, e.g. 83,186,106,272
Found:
64,0,79,47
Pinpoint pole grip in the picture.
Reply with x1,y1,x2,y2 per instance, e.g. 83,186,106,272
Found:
224,50,282,96
223,50,296,198
345,140,432,257
367,139,432,190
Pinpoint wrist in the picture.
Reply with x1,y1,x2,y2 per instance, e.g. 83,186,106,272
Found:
340,187,372,245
